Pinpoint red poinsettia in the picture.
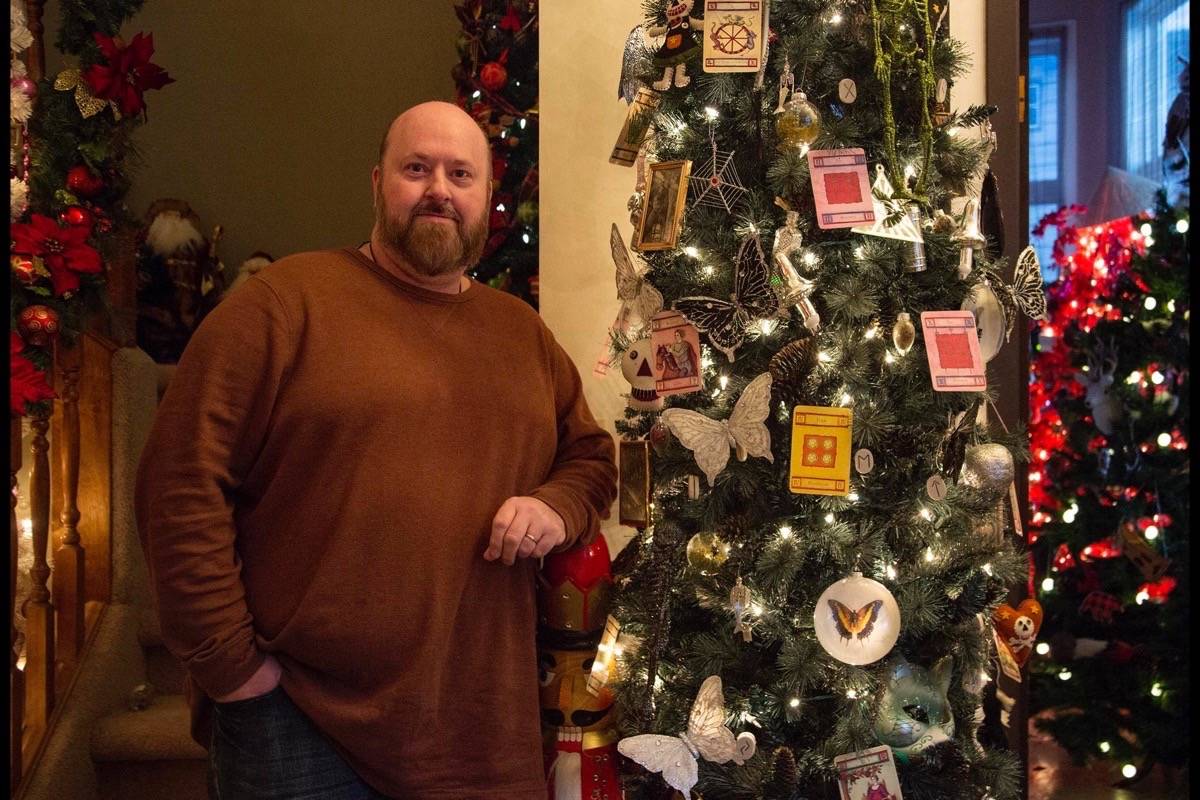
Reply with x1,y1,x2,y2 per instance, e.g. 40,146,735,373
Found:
10,213,103,296
83,31,174,117
10,332,56,416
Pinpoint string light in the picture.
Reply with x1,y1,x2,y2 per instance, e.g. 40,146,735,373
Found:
1136,588,1150,605
703,264,715,276
818,350,832,363
918,507,932,521
829,11,844,24
847,492,859,502
886,564,897,579
924,547,935,562
472,90,481,99
1144,525,1159,540
758,318,778,335
1062,503,1079,524
1156,432,1172,447
519,118,527,129
1176,219,1189,234
863,322,880,339
1151,370,1165,384
1144,297,1158,310
1058,669,1072,681
1122,765,1137,779
802,251,819,268
1036,642,1050,655
854,246,865,259
704,106,720,121
496,202,507,212
981,563,993,575
1126,370,1143,385
1098,741,1111,753
1042,577,1055,592
1150,682,1163,697
1140,223,1153,236
778,525,793,539
719,375,730,390
684,246,700,258
789,697,801,708
522,233,530,244
884,352,896,364
840,392,853,405
824,513,835,524
846,688,858,699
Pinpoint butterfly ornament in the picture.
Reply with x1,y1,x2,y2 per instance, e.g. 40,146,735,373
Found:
617,675,757,797
660,372,774,486
610,222,665,340
674,233,780,362
965,245,1048,360
828,598,883,643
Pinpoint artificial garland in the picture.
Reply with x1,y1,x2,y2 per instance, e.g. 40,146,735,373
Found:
9,0,172,415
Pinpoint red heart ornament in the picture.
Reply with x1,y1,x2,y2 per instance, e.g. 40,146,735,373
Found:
993,599,1043,667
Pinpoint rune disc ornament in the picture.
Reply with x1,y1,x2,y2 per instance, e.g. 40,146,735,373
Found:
690,127,747,214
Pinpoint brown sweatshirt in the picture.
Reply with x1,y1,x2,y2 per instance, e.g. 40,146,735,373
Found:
135,248,617,799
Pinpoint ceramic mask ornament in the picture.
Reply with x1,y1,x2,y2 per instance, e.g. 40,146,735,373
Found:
873,654,955,761
621,337,664,412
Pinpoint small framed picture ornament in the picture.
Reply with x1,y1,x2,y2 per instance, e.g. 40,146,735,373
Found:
834,745,904,800
788,405,852,496
650,310,703,396
920,311,987,392
618,439,651,528
635,160,692,251
806,148,876,229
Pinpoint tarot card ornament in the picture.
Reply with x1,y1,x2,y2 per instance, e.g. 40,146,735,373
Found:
650,310,702,396
834,745,904,800
610,87,662,166
873,655,955,758
789,406,852,496
920,311,987,392
674,233,779,362
617,675,756,797
703,1,764,72
807,148,875,229
661,373,774,486
814,572,900,665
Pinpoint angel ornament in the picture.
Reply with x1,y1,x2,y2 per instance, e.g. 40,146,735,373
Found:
647,0,704,91
661,372,775,486
610,222,664,341
730,576,753,642
618,675,757,798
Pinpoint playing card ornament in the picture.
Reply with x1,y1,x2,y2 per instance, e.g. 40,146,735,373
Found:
993,599,1043,668
646,0,704,91
873,654,956,759
622,338,664,412
617,675,756,798
813,572,901,665
661,373,774,486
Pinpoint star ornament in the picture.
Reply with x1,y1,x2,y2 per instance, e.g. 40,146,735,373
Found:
689,144,747,214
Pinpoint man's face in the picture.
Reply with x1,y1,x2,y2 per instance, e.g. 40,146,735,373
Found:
373,107,491,277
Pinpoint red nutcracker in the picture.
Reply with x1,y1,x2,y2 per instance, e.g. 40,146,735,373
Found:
537,535,623,800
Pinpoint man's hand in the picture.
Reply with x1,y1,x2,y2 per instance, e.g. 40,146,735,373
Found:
484,496,567,565
211,654,282,703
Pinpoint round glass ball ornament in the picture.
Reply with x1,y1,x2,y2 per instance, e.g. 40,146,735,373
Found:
813,572,901,665
776,92,822,149
960,443,1014,503
686,531,731,575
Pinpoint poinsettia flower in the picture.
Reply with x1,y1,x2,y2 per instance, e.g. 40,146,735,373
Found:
82,32,174,117
10,332,56,415
10,213,103,296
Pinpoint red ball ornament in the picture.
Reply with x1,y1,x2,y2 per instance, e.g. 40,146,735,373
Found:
11,76,37,99
17,305,60,347
66,165,104,198
60,206,95,229
479,61,508,92
11,255,38,284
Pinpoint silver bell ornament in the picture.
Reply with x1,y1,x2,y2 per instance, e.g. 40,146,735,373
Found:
953,198,987,279
959,442,1014,503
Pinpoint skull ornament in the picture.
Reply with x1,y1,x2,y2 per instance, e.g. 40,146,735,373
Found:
993,599,1044,667
622,337,663,411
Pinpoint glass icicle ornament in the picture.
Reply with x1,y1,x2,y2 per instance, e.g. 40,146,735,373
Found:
892,312,916,355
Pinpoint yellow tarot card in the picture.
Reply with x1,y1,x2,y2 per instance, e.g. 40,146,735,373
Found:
789,406,852,496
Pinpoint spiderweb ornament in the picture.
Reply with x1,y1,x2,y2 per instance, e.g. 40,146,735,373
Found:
689,124,747,214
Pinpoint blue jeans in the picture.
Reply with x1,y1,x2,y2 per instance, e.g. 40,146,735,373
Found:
208,685,390,800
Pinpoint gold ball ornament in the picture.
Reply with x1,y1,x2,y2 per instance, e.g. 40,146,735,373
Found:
960,443,1015,502
775,92,822,149
892,312,916,355
686,531,731,575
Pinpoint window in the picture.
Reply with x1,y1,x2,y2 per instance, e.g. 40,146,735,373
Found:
1028,29,1067,274
1122,0,1190,180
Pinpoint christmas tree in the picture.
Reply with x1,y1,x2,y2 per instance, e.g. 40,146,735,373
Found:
1027,192,1190,786
593,2,1034,798
452,0,540,307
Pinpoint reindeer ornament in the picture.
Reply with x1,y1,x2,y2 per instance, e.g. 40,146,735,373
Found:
1075,340,1123,435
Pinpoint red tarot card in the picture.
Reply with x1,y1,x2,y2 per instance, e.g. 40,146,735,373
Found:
920,311,986,392
650,310,703,396
834,745,904,800
807,148,876,229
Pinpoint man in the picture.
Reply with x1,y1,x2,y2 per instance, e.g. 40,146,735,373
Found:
135,100,617,799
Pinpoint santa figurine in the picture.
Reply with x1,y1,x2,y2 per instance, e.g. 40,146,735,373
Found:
537,536,623,800
647,0,703,91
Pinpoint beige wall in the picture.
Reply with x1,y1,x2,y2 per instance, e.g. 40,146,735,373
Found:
45,1,460,270
540,3,990,549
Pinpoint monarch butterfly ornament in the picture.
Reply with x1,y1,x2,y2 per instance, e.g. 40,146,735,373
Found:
814,572,901,665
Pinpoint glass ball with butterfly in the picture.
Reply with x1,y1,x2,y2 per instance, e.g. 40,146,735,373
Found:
813,572,901,666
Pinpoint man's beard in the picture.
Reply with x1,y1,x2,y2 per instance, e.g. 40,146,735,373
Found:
375,186,489,277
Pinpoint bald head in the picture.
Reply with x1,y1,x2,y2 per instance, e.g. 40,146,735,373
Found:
378,101,491,181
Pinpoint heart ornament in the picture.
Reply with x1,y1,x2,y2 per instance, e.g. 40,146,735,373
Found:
993,599,1043,667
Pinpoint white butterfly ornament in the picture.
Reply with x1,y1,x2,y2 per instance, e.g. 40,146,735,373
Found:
617,675,757,797
611,222,664,340
661,372,774,487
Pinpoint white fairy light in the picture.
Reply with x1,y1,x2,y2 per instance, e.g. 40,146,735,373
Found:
925,547,935,562
886,564,897,579
1036,642,1050,655
1175,219,1188,234
472,90,481,99
789,697,801,708
719,374,730,390
863,323,879,339
830,11,844,24
1122,765,1137,779
1167,299,1176,312
818,350,832,363
1145,297,1158,310
522,233,530,244
1151,370,1165,384
1126,370,1143,385
1099,741,1112,753
496,203,507,212
1136,588,1150,605
884,352,896,364
1042,577,1055,592
854,246,865,259
758,318,778,335
1144,525,1159,540
981,563,993,575
778,525,793,539
1150,682,1163,697
1140,223,1153,236
918,507,932,521
684,246,700,258
519,118,527,129
840,392,853,405
846,688,858,699
703,264,715,276
802,251,819,267
1157,432,1172,447
847,492,859,502
704,106,720,121
824,513,835,524
1058,670,1072,681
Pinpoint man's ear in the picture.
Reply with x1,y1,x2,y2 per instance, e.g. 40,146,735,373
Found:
371,164,380,203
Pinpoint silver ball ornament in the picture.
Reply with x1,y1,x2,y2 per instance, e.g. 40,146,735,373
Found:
960,443,1014,502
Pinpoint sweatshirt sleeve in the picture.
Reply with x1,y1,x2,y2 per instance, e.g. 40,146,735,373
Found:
528,325,618,551
134,276,296,698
